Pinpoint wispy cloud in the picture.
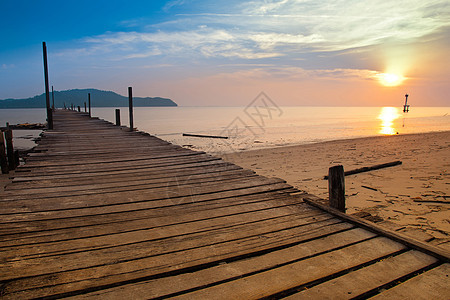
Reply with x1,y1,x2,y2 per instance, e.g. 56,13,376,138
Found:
163,0,187,12
58,0,449,80
210,66,386,82
240,0,450,50
81,28,285,60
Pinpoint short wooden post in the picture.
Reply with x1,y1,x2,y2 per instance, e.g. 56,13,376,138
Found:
84,102,87,112
88,93,91,117
115,109,121,126
328,165,345,212
77,106,81,112
128,87,134,131
5,129,15,170
14,150,20,167
0,131,8,174
51,86,55,110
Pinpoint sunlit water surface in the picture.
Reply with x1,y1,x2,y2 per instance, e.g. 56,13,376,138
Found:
1,107,448,152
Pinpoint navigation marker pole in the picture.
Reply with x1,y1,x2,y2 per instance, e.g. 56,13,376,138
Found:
403,93,410,113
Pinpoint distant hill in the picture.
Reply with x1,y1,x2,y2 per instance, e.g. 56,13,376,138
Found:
0,89,177,108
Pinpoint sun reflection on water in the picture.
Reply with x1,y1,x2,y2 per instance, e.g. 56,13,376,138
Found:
378,107,400,135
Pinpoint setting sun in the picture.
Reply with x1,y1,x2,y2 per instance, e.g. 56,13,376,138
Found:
378,73,405,87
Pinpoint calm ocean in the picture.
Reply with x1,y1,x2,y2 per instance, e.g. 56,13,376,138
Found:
1,106,449,153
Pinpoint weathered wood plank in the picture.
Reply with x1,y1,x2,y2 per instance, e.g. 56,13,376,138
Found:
1,222,353,299
287,250,438,299
0,183,295,226
5,169,257,195
369,263,450,300
0,208,326,261
165,237,406,299
12,160,235,181
67,228,377,299
10,164,243,187
0,196,310,247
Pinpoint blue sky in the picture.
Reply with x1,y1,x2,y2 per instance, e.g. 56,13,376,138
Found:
1,0,449,106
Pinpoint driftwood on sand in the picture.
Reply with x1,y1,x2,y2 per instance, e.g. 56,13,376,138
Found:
324,161,402,179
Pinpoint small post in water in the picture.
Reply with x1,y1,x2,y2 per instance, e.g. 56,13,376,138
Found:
84,102,87,112
115,109,121,126
77,106,81,112
5,129,15,170
52,86,55,110
328,165,345,212
0,131,8,174
88,93,91,117
128,87,134,131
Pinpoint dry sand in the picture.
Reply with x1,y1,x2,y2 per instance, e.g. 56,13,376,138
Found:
222,130,450,251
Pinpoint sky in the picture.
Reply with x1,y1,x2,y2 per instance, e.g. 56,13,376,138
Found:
0,0,449,106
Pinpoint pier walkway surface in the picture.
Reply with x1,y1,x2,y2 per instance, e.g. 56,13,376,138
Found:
1,110,449,299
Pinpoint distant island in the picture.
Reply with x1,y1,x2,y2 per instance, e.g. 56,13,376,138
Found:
0,88,177,108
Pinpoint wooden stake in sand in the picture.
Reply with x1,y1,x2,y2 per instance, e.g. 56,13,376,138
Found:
328,165,345,212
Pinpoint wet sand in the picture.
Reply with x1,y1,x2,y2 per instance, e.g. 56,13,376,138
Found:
222,130,450,251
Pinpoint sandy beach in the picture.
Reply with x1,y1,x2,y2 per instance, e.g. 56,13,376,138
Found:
222,130,450,251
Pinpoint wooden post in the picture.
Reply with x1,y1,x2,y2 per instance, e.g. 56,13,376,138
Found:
115,109,121,126
128,87,134,131
52,86,55,110
5,129,15,170
88,93,91,117
84,102,87,112
77,106,81,112
42,42,53,129
328,165,345,212
0,131,8,174
14,150,20,167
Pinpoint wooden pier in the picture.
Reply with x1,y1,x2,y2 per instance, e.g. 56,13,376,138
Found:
0,110,448,299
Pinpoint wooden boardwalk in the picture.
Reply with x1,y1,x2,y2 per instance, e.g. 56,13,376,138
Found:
1,110,449,299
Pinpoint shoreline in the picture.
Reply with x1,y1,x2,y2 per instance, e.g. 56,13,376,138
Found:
222,130,450,251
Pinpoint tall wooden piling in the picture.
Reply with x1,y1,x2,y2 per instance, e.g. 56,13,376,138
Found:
128,87,134,131
42,42,53,129
328,165,345,212
88,93,91,117
115,109,121,126
0,131,8,174
5,129,15,170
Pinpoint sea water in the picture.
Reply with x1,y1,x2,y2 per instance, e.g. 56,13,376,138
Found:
0,107,449,152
